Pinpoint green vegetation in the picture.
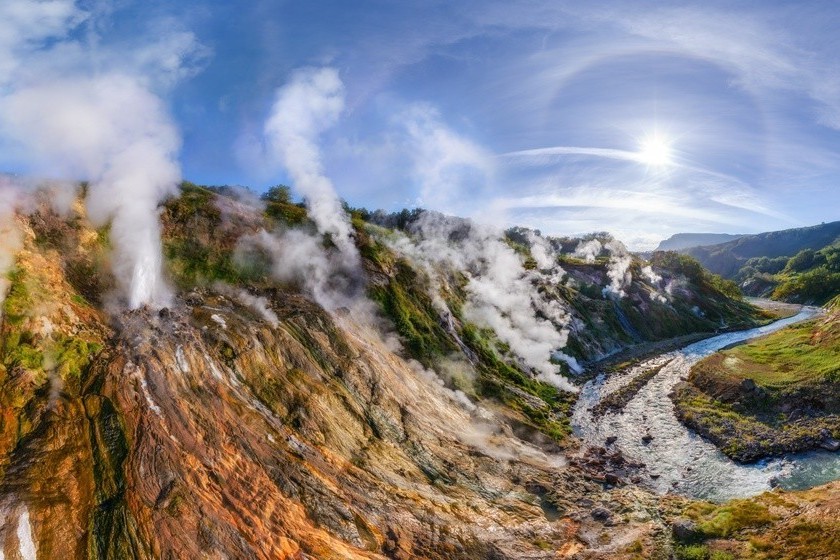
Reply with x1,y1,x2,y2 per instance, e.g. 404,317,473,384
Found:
262,185,308,226
674,545,735,560
695,500,774,538
672,311,840,461
368,260,459,367
686,220,840,277
356,220,575,443
771,262,840,303
752,520,840,559
673,489,840,560
650,251,742,300
162,182,272,288
683,220,840,304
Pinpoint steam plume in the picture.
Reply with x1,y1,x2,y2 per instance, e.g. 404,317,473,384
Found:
602,238,632,299
0,1,202,310
263,67,360,270
0,182,24,317
574,238,602,263
1,76,181,308
384,212,578,391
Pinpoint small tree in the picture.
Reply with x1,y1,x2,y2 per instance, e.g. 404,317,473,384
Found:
261,185,292,204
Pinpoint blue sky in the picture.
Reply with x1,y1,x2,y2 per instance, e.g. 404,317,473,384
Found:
2,0,840,249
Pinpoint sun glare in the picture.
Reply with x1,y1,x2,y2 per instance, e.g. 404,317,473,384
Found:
637,133,673,167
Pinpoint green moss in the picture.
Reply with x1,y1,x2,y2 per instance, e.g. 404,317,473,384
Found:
2,268,32,325
368,259,458,367
697,500,773,538
162,184,272,288
674,544,710,560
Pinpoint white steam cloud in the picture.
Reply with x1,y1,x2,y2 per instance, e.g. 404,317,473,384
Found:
213,283,279,327
384,212,579,391
641,264,668,302
246,229,362,312
263,67,360,270
246,67,367,312
1,76,181,308
574,238,602,263
526,231,558,271
602,238,633,299
0,1,203,310
0,182,24,317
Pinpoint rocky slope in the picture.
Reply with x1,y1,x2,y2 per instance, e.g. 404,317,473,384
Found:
0,184,835,559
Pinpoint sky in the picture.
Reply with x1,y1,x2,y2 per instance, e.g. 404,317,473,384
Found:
1,0,839,249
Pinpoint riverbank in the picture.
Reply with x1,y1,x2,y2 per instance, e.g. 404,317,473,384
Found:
671,309,840,463
585,298,789,381
572,306,838,502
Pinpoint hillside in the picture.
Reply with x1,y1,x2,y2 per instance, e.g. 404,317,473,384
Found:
684,221,840,304
0,182,831,559
656,232,744,252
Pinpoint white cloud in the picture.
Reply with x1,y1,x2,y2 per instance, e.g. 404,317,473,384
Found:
400,103,495,208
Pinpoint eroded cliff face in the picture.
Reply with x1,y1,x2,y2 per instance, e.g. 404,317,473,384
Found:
0,263,656,558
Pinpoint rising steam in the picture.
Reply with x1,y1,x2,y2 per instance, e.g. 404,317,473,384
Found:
0,1,201,310
383,211,579,391
263,67,360,269
602,238,633,299
247,67,366,311
0,182,24,317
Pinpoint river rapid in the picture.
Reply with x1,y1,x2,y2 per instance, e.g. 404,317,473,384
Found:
572,306,840,502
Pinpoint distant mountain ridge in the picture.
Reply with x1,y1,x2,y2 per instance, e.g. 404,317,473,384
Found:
656,232,744,252
684,221,840,278
679,220,840,303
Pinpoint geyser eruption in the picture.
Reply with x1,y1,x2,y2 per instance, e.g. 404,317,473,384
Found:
1,76,181,308
0,1,202,310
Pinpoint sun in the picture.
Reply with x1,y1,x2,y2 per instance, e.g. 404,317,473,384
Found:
637,132,673,167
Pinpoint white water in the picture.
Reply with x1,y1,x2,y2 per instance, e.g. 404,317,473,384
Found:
572,307,840,502
16,507,36,560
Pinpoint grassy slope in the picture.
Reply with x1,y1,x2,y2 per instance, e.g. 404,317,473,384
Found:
664,482,840,559
672,302,840,461
683,221,840,304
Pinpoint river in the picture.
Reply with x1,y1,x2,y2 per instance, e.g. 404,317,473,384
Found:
571,306,840,502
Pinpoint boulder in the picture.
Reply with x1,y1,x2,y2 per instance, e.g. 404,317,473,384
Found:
819,438,840,452
591,507,611,522
671,518,699,542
